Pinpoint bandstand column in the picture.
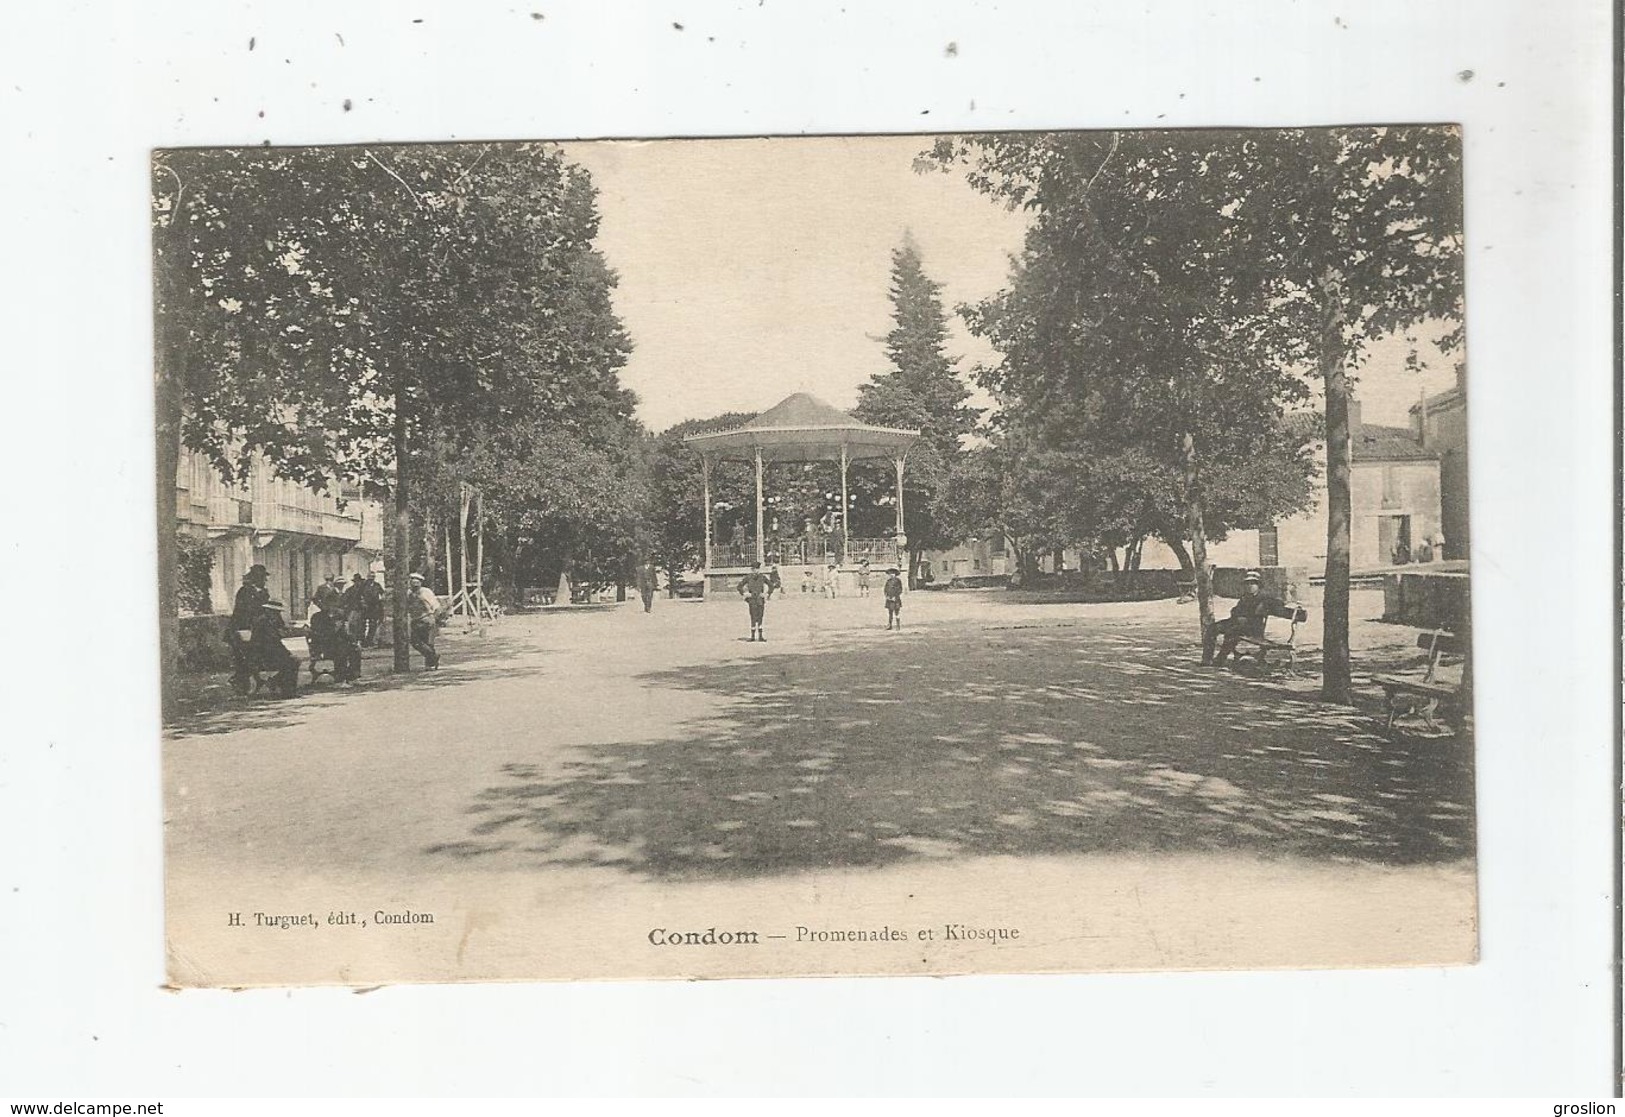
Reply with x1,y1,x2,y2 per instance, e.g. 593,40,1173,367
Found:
893,455,907,534
753,445,766,565
839,443,850,564
893,454,907,565
701,453,713,570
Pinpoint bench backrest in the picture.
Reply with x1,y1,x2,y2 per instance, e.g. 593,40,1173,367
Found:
1416,629,1465,682
1415,631,1464,655
1262,603,1308,643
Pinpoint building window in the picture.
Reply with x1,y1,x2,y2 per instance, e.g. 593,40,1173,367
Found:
1258,526,1279,567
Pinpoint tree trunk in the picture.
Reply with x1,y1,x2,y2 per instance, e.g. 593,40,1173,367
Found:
1165,536,1195,573
1181,431,1217,655
473,490,484,592
443,522,454,599
1321,316,1355,704
155,333,183,721
391,376,411,672
1107,548,1120,573
458,485,471,602
421,507,437,589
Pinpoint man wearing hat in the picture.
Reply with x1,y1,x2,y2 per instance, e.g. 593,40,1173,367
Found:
246,596,300,697
1204,570,1280,667
340,572,368,635
360,570,385,646
225,564,270,675
882,566,904,629
230,564,270,628
736,561,770,642
407,572,442,669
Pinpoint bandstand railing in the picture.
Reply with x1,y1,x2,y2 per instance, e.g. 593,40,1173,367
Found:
709,537,901,569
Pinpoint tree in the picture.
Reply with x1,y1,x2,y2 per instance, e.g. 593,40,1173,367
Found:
153,142,632,700
934,435,1078,581
852,234,981,583
471,414,650,601
930,128,1461,700
933,131,1318,642
1250,128,1465,702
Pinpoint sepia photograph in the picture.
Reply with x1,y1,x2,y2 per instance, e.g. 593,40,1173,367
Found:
154,127,1476,987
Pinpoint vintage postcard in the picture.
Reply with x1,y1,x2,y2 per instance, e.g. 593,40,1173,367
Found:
156,128,1476,986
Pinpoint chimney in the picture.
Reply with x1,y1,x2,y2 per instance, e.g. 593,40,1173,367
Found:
1417,383,1428,448
1348,397,1362,439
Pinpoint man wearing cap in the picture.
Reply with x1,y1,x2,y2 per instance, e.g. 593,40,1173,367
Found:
882,566,904,629
1204,571,1280,667
407,572,442,669
247,597,300,697
736,561,770,642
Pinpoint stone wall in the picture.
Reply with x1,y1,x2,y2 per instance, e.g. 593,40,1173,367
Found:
1212,565,1309,603
1382,570,1472,631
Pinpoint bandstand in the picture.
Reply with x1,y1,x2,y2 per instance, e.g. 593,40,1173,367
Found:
683,393,920,597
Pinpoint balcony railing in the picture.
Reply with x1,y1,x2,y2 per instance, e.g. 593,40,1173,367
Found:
248,501,362,541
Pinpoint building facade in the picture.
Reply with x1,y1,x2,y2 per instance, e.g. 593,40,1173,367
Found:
1409,365,1469,560
1146,401,1444,576
175,446,387,619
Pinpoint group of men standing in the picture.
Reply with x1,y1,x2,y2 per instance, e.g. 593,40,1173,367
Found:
225,564,441,698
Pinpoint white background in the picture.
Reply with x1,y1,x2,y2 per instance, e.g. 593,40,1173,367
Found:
1,0,1615,1097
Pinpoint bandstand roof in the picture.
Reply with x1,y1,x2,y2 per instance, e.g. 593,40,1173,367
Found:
682,393,919,463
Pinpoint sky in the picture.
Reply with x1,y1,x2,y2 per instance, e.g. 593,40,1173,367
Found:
562,134,1464,435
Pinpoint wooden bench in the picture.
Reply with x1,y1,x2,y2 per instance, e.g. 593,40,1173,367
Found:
1231,603,1311,675
1374,630,1469,738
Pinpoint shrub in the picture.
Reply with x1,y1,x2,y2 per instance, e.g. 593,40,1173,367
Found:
175,534,215,614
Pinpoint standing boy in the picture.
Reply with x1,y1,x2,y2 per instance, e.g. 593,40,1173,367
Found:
737,561,770,642
883,566,904,629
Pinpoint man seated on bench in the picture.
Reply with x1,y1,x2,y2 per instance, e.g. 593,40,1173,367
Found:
1203,570,1280,667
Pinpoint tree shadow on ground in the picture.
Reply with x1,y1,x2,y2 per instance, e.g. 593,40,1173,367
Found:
165,630,549,739
434,624,1475,880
